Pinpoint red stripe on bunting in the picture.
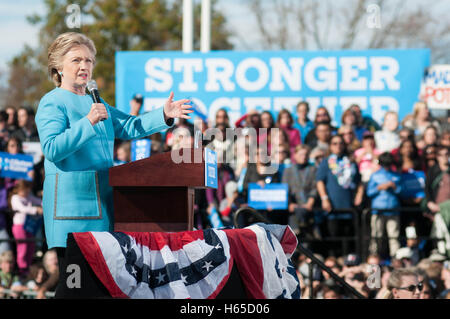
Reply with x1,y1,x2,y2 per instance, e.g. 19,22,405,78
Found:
223,228,266,299
123,230,205,251
280,227,298,255
73,232,128,298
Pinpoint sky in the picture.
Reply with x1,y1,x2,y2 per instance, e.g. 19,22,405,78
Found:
0,0,448,76
0,0,251,74
0,0,46,71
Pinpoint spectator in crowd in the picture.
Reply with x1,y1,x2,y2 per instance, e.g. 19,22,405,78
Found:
322,283,344,299
398,127,415,144
349,104,381,133
129,93,143,116
219,180,243,227
425,145,450,215
354,132,381,183
439,130,450,147
415,267,436,299
338,125,360,156
258,110,275,146
0,178,11,256
422,143,438,173
113,141,131,165
424,145,450,256
403,101,441,141
171,125,194,150
234,109,261,143
11,106,39,143
309,147,327,168
242,146,282,224
417,125,440,150
294,101,314,144
149,132,164,155
304,106,336,146
341,108,368,142
375,265,393,298
10,180,43,275
25,261,48,292
385,268,421,299
395,138,424,173
306,121,332,153
164,118,194,151
439,265,450,299
394,247,416,268
269,127,290,156
321,256,342,283
6,136,22,156
0,250,27,298
36,249,59,299
374,111,401,153
0,110,10,151
5,106,18,134
207,109,234,167
276,109,301,162
367,152,402,259
282,145,317,236
316,134,364,256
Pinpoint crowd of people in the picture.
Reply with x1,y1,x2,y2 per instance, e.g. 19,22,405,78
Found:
0,94,449,299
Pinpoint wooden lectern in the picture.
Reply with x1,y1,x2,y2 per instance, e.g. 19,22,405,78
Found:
109,147,209,233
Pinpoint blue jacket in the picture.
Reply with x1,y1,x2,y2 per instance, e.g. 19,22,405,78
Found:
35,87,173,248
366,167,402,215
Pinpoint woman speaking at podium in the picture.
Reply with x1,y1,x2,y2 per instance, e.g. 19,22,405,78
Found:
35,32,192,289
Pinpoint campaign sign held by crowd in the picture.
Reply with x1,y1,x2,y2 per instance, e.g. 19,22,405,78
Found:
116,49,429,126
248,183,289,210
131,139,152,161
0,152,34,181
420,64,450,109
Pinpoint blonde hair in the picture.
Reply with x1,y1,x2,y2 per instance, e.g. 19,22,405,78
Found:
47,32,97,87
386,268,418,298
412,101,428,119
0,250,14,264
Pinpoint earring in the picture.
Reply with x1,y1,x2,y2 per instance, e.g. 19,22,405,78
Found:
59,71,63,77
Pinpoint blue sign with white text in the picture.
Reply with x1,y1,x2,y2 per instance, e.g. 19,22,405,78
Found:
116,49,430,126
131,139,152,161
205,148,218,189
248,183,289,210
0,152,34,181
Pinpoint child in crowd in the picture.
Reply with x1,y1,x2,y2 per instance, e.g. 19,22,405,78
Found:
10,180,43,275
366,152,402,259
0,251,27,298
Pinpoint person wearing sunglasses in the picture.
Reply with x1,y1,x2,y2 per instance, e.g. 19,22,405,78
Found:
316,134,364,257
387,268,421,299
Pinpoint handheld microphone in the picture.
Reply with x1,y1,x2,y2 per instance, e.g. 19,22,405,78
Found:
87,80,105,121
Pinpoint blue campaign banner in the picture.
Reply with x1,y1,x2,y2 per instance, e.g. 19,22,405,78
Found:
205,148,218,189
248,183,288,210
116,49,430,126
131,139,152,161
0,152,34,181
399,170,426,199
